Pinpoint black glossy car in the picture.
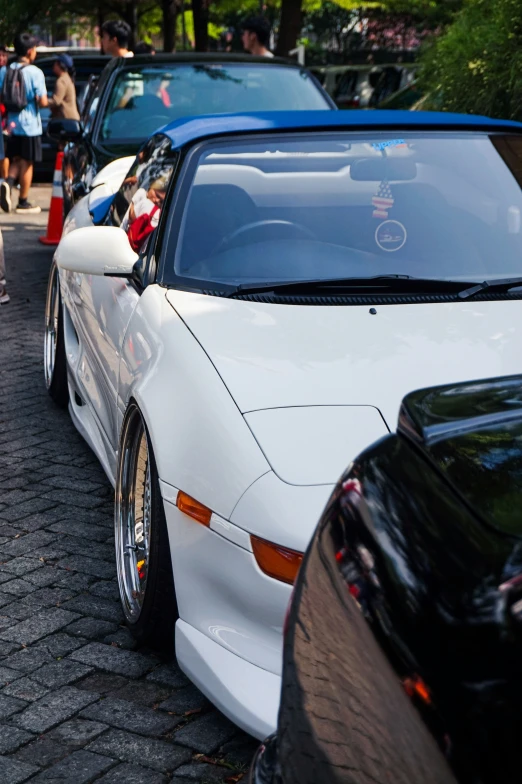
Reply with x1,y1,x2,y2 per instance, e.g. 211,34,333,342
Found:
35,55,110,180
48,52,336,216
251,375,522,784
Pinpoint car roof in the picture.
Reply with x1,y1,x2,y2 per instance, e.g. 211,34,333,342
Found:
116,52,294,65
160,109,522,150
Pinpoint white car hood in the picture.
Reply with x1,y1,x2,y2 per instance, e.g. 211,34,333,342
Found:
167,290,522,427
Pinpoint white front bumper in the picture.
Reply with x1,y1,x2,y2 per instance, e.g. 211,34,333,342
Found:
162,495,291,739
176,620,280,739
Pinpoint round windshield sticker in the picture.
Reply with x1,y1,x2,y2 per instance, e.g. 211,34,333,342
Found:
375,220,407,252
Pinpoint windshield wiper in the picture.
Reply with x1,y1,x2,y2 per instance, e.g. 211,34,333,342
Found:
229,275,472,297
457,277,522,300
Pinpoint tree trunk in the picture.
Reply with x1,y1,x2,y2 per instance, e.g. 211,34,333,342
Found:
123,0,138,48
162,0,177,51
276,0,303,57
98,5,105,53
192,0,209,52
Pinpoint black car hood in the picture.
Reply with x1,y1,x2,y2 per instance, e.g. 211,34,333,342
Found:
399,375,522,537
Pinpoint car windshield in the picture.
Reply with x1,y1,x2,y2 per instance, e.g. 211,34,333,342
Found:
100,64,330,142
171,131,522,289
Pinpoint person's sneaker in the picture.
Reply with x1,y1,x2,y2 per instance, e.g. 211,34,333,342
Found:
0,181,11,213
16,200,41,214
0,283,10,304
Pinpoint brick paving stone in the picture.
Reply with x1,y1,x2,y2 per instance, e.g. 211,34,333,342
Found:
63,595,124,623
173,763,232,782
53,572,95,592
42,488,106,509
95,762,167,783
21,586,75,607
1,603,36,620
56,555,115,579
0,578,36,597
2,676,51,702
65,617,118,640
33,632,87,658
0,756,39,784
102,628,135,650
3,647,52,672
89,581,120,601
220,735,260,768
159,686,210,715
146,663,190,689
29,749,116,782
60,536,116,563
47,718,109,748
76,673,128,696
11,685,100,733
0,724,34,754
13,736,71,768
0,640,21,656
0,607,79,644
113,680,171,708
80,696,178,737
0,664,23,686
86,728,191,772
31,660,94,688
173,712,238,754
0,557,43,576
0,693,27,717
70,642,152,677
24,566,61,587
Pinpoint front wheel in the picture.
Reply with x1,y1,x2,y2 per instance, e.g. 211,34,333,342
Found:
115,403,178,650
44,260,69,408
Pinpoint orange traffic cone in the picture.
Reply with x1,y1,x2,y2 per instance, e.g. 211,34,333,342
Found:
39,151,64,246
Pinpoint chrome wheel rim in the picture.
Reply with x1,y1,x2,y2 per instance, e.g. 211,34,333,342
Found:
44,263,60,389
116,409,152,623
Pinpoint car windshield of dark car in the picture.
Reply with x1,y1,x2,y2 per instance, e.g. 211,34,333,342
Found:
100,64,330,142
171,131,522,288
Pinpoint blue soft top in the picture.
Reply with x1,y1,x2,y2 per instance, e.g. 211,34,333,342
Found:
160,110,522,150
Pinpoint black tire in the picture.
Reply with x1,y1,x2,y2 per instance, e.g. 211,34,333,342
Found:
115,403,178,651
44,261,69,408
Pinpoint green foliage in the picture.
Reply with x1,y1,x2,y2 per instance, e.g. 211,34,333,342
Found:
419,0,522,120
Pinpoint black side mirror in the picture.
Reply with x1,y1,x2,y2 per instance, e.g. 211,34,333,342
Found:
48,118,84,143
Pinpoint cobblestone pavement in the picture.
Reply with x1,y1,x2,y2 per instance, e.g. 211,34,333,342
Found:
0,188,258,784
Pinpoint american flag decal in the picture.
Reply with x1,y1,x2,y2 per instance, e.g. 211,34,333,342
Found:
372,180,394,219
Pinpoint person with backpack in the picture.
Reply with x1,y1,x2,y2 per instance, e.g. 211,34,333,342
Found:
0,33,48,214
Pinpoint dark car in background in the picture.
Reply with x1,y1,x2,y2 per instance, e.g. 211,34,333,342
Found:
48,52,335,216
251,375,522,784
35,54,110,180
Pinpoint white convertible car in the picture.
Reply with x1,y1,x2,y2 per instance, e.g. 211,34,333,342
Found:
45,111,522,739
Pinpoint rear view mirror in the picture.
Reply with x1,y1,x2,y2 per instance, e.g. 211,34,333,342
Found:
350,157,417,181
48,118,84,143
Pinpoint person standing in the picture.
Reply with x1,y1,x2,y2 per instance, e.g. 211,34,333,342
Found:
133,41,155,55
0,229,9,304
0,46,9,182
101,20,134,58
0,33,48,214
241,17,274,57
48,54,79,121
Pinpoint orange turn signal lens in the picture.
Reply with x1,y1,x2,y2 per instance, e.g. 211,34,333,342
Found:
176,491,212,526
251,536,303,585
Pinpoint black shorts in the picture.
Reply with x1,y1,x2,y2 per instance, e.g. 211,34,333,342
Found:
6,135,42,163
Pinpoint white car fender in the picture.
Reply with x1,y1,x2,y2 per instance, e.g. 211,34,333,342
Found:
119,286,271,520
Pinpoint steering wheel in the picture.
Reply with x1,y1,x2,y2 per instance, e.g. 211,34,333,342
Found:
213,220,317,256
131,114,170,134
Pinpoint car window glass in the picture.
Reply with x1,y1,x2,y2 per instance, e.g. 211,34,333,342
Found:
99,64,331,144
170,131,522,289
110,134,176,256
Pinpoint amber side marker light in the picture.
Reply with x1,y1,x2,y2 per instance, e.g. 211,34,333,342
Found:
251,536,303,585
176,491,212,526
